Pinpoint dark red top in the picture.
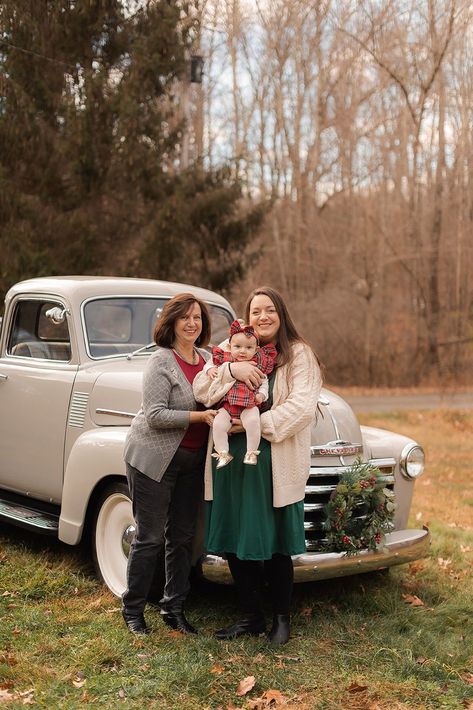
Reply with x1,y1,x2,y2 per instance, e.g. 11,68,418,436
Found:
172,350,209,450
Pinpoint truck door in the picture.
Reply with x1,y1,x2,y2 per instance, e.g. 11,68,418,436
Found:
0,297,78,502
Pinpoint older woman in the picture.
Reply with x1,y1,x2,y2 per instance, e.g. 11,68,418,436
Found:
122,294,217,635
194,286,322,644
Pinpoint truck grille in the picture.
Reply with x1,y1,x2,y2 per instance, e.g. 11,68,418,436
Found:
304,458,396,551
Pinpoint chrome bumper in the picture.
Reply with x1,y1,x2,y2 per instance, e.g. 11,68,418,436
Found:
201,528,430,584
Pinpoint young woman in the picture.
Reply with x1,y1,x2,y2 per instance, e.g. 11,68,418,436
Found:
122,294,217,635
193,286,322,644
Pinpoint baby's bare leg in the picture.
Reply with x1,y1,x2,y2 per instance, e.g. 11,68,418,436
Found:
240,407,261,452
212,409,232,453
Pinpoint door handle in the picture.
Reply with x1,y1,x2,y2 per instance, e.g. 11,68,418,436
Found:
0,373,8,381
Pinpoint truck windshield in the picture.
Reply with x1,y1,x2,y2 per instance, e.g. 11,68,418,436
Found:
82,297,233,359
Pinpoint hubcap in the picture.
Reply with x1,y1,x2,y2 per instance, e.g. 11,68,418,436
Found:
122,524,136,557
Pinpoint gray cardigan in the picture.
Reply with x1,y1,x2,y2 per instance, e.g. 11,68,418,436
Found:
124,346,210,481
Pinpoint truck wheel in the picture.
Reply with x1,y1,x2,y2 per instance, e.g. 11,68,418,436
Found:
91,481,135,598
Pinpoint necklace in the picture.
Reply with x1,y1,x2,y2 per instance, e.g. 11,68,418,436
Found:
172,346,198,365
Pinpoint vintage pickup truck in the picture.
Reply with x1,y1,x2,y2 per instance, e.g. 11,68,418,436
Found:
0,277,430,596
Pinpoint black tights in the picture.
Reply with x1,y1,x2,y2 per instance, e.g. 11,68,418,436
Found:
226,553,294,616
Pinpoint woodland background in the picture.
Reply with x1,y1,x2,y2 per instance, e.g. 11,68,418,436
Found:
1,0,472,386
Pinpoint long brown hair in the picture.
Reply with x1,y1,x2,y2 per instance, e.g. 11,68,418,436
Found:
153,293,211,348
244,286,318,368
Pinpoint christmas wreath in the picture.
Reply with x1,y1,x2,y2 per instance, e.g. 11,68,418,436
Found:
322,458,396,555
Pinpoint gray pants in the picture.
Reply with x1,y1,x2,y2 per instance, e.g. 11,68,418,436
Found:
122,446,205,615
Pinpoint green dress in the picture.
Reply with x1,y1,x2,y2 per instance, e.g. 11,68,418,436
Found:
205,376,306,560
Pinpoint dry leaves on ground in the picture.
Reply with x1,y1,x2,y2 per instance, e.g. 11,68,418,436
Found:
72,672,86,689
401,593,425,607
0,688,35,706
210,662,224,674
236,676,256,696
247,689,287,708
347,682,369,693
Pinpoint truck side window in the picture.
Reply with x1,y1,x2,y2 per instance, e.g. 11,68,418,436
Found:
8,300,72,361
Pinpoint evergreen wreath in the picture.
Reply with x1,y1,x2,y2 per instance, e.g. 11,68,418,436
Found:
322,458,396,555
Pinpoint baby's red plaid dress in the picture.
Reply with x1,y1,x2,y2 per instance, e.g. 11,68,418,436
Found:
212,344,277,417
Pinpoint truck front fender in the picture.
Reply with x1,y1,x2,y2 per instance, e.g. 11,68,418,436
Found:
59,427,129,544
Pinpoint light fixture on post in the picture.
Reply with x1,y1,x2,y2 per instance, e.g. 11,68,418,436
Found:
190,55,204,83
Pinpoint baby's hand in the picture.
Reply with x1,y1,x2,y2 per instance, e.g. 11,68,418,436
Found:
207,367,218,379
254,393,264,405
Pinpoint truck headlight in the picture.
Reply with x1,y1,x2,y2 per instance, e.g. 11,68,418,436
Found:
400,444,425,479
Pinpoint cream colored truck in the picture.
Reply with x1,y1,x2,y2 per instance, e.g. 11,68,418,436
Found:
0,277,430,596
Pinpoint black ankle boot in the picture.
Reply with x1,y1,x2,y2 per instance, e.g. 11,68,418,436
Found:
215,614,266,640
267,614,290,644
122,609,150,635
160,610,198,635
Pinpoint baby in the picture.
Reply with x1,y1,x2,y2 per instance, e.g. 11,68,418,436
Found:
206,319,277,468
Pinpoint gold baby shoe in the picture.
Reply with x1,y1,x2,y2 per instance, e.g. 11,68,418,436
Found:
243,450,260,465
211,451,234,469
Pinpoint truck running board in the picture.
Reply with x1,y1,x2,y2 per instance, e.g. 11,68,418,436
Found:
0,498,59,534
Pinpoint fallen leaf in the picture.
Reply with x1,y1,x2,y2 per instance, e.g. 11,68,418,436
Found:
460,545,471,553
463,702,473,710
437,557,452,569
274,654,301,663
80,689,89,703
12,627,21,636
118,688,126,699
0,682,14,691
139,663,150,672
0,689,16,702
415,511,422,521
72,672,86,689
402,593,425,607
416,656,427,665
347,682,368,693
210,663,224,674
167,630,183,639
0,653,17,666
300,607,313,617
263,689,285,702
253,654,265,664
236,676,256,697
18,689,34,705
408,560,426,576
461,673,473,685
247,690,287,709
6,604,18,609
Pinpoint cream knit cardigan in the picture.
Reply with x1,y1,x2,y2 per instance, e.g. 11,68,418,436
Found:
193,341,322,507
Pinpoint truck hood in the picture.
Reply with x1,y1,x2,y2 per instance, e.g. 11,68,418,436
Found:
89,366,364,464
310,389,366,467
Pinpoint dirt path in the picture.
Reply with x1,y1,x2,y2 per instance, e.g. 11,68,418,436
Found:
343,391,473,412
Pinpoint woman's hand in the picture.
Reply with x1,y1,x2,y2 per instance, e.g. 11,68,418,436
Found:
229,361,263,390
190,409,218,426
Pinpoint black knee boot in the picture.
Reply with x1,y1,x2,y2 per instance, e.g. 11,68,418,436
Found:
264,554,293,644
215,554,266,640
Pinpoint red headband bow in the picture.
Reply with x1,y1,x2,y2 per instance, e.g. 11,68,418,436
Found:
229,320,258,343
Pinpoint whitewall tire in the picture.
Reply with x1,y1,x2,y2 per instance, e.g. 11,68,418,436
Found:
91,481,134,598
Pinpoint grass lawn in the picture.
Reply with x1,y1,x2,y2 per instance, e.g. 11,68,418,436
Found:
1,409,472,709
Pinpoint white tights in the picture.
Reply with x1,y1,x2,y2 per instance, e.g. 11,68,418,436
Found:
212,407,261,454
